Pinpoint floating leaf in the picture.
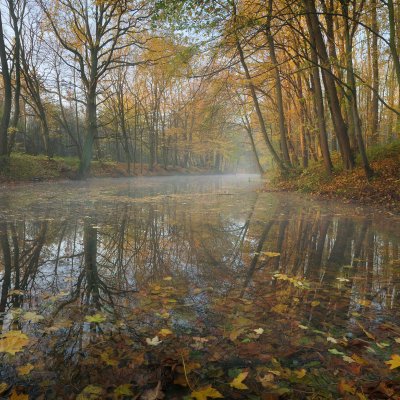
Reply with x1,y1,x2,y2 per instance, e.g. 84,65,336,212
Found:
85,313,106,323
17,363,34,376
229,371,249,390
77,385,103,400
0,382,9,395
100,351,118,366
146,336,162,346
158,328,173,337
262,252,280,257
0,331,29,355
191,386,223,400
294,369,306,379
7,290,24,296
9,389,29,400
114,384,133,397
141,381,164,400
328,348,345,356
385,354,400,370
21,312,44,323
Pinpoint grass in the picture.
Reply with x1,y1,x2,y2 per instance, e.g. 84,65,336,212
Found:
266,140,400,212
0,153,211,183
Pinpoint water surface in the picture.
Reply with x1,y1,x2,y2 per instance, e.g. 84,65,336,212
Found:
0,175,399,399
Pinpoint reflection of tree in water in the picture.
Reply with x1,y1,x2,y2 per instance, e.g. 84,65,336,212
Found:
0,198,398,320
0,195,399,397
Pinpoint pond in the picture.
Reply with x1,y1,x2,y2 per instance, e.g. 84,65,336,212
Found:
0,175,399,399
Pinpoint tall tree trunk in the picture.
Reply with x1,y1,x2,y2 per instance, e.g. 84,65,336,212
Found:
304,0,355,170
8,0,22,154
265,0,291,166
79,85,97,178
341,0,373,179
387,0,400,132
370,0,379,144
243,114,265,174
0,11,12,168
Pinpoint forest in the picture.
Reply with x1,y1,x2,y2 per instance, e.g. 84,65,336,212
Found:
0,0,398,180
0,0,400,399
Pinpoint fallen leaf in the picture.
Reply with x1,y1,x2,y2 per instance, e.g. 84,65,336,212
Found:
262,252,280,257
0,331,29,355
158,328,173,337
0,383,8,395
385,354,400,370
85,313,107,323
9,389,29,400
229,371,249,390
146,336,162,346
294,369,306,378
114,384,133,397
17,363,34,376
254,328,264,335
258,373,274,387
328,348,345,356
21,312,44,323
77,385,103,400
191,386,223,400
142,381,164,400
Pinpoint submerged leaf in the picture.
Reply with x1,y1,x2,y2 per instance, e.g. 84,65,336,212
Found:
229,371,249,390
191,386,223,400
77,385,103,400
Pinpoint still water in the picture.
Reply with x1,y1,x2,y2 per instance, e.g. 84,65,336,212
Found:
0,175,399,399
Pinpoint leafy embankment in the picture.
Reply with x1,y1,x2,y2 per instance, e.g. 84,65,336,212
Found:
266,141,400,213
0,153,209,183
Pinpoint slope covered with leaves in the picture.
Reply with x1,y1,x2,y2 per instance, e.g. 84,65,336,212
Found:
267,142,400,213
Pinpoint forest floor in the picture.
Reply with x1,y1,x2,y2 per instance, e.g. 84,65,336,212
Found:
266,140,400,214
0,153,212,183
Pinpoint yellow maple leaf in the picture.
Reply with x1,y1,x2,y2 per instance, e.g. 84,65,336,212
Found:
17,363,34,376
294,369,306,379
0,331,29,355
385,354,400,370
9,389,29,400
229,371,249,390
21,312,44,323
158,328,173,337
191,386,223,400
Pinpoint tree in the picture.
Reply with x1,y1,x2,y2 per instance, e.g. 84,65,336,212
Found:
39,0,151,178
